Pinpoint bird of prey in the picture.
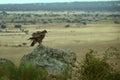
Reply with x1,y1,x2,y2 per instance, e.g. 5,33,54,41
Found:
28,30,47,46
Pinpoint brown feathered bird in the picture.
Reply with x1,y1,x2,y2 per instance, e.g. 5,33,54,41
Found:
28,30,47,46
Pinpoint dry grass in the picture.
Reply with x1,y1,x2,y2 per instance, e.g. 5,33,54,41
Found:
0,24,120,65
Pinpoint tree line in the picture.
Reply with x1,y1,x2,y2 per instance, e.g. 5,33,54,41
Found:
0,1,120,11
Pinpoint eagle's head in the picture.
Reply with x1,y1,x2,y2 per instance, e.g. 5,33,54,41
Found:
42,30,47,33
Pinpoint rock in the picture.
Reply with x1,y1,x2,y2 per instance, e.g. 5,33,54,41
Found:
21,45,76,76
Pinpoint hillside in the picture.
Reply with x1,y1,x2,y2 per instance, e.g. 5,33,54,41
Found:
0,1,120,11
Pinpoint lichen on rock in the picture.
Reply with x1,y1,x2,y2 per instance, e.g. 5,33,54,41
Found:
21,45,76,76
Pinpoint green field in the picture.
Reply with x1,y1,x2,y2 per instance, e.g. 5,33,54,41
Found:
0,23,120,66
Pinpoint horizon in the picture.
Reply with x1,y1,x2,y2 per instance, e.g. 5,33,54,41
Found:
0,0,119,4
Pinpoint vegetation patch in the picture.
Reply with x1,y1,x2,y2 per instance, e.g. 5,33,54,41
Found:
0,47,120,80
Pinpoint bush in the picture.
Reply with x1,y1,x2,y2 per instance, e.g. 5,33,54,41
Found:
80,49,120,80
22,43,27,46
0,63,48,80
82,21,87,25
55,67,71,80
114,21,120,24
0,48,119,80
0,24,6,29
17,63,48,80
14,25,22,29
0,61,17,80
65,24,70,28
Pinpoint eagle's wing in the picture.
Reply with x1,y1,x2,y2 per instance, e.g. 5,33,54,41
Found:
28,36,40,40
29,32,44,39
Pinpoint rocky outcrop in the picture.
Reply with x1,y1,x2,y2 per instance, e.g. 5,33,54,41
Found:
21,45,76,76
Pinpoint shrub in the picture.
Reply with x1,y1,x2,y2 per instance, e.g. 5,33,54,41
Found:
114,21,120,24
80,49,120,80
0,24,6,29
17,63,48,80
17,44,22,47
55,67,71,80
82,21,87,25
0,61,17,80
14,25,22,29
65,24,70,28
22,43,27,46
104,47,120,59
0,63,48,80
0,48,119,80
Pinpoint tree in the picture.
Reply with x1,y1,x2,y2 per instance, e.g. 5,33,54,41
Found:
114,21,120,24
14,25,22,29
1,11,7,15
82,21,87,25
0,24,6,29
65,24,70,28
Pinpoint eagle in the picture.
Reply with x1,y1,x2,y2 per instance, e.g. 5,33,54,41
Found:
28,30,47,46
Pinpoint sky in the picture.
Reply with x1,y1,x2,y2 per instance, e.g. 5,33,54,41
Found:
0,0,118,4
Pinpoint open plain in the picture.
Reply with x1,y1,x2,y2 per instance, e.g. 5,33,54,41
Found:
0,24,120,65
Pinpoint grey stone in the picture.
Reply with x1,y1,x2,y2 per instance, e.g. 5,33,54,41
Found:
21,45,76,75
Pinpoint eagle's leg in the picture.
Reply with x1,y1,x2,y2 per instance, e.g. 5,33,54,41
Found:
38,41,42,46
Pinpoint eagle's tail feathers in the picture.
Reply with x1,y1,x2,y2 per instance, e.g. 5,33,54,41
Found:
31,41,36,46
